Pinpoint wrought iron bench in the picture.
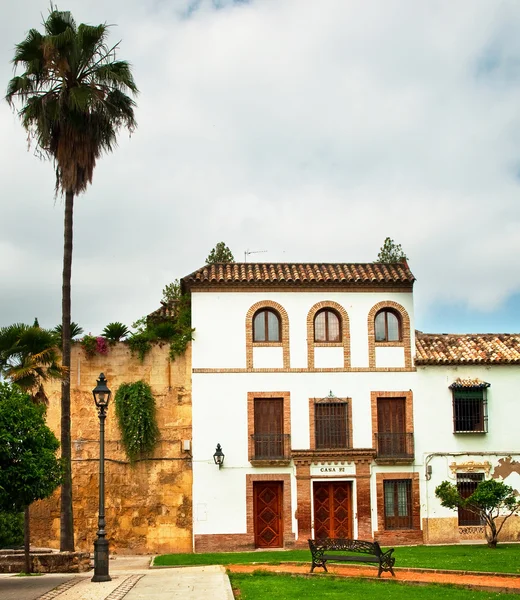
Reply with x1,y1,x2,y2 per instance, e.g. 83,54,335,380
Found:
308,538,395,578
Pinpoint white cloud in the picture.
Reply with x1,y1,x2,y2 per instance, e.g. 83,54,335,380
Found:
1,0,520,334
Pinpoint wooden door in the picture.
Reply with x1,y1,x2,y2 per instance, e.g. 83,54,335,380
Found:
254,398,283,459
253,482,283,548
377,398,405,456
313,482,352,539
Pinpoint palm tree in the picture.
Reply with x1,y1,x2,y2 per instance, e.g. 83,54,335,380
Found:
0,321,66,572
6,9,137,551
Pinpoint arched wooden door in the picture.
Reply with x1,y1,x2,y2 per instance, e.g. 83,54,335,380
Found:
253,481,283,548
313,481,352,539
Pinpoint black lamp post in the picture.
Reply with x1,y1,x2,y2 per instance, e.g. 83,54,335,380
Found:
91,373,112,582
213,443,224,469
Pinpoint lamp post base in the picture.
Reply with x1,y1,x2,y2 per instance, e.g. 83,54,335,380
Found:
91,537,111,582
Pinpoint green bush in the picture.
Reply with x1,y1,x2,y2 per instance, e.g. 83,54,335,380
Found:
0,510,23,547
102,322,130,343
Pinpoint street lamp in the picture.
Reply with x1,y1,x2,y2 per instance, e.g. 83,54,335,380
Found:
91,373,112,582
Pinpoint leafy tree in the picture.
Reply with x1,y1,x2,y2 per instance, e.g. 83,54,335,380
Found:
6,8,137,551
0,510,24,548
376,237,408,263
205,242,235,264
0,322,66,405
0,322,66,571
0,383,62,571
162,279,182,304
435,479,520,548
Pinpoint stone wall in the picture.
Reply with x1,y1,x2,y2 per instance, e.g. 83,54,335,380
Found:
423,515,520,545
30,342,192,555
0,551,91,573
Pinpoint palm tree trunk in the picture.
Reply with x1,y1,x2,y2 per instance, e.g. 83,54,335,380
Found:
24,506,31,573
60,189,75,551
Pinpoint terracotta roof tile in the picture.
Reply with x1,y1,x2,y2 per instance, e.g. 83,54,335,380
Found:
449,377,490,389
182,262,415,288
415,332,520,365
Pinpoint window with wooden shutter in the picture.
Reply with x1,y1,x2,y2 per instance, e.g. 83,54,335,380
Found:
253,398,286,459
384,479,412,530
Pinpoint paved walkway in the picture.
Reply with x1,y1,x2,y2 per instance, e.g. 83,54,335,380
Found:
2,556,520,600
0,557,234,600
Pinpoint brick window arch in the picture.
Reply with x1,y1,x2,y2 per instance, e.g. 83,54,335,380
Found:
307,301,350,369
246,301,290,369
367,301,411,369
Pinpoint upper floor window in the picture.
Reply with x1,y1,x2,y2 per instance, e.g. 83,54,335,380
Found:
375,309,401,342
253,309,281,342
451,388,488,433
314,309,341,342
315,400,349,449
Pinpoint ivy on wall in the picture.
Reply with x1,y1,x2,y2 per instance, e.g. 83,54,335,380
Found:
114,381,159,463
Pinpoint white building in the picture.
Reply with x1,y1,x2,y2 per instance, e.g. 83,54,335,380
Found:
182,262,520,551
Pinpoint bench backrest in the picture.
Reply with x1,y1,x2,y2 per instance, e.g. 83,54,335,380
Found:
309,538,382,556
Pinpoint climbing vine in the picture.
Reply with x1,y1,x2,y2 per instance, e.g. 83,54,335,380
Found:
114,381,159,463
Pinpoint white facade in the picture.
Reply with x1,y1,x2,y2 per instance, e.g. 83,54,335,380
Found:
185,264,520,550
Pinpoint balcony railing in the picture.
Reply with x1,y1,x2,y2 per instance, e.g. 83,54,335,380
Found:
251,434,291,462
375,432,414,460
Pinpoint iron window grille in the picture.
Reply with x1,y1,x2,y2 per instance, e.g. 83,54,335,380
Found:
450,386,489,433
315,401,349,449
457,473,484,526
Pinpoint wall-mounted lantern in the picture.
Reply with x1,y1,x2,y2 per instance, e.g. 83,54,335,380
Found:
213,443,225,469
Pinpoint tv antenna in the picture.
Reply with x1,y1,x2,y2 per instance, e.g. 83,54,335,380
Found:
244,249,267,262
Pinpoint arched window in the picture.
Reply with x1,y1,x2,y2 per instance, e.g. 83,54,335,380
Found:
375,309,401,342
253,309,281,342
314,309,341,342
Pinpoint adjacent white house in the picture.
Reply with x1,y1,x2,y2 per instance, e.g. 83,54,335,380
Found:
182,262,520,551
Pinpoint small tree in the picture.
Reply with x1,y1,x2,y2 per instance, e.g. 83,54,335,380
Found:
435,479,520,548
376,237,408,263
0,383,62,570
162,279,182,304
205,242,235,264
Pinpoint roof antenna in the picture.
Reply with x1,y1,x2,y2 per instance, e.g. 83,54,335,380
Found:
244,249,267,262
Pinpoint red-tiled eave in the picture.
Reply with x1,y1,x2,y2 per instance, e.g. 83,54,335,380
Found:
415,331,520,365
182,262,415,289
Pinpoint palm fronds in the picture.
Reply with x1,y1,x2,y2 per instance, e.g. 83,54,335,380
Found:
6,8,138,196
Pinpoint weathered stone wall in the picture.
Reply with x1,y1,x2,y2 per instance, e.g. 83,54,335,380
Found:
0,551,90,573
30,342,192,555
423,515,520,545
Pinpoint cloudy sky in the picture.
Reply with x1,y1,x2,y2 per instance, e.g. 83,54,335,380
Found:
1,0,520,336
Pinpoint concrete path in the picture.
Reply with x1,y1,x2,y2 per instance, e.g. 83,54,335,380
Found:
0,574,76,600
0,557,234,600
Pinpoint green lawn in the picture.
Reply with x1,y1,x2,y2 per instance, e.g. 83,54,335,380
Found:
229,572,520,600
154,543,520,574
